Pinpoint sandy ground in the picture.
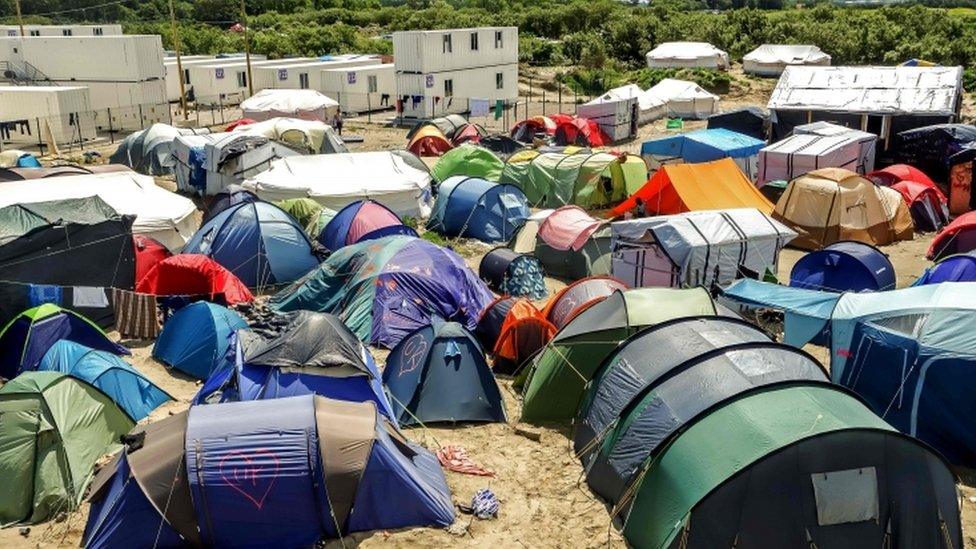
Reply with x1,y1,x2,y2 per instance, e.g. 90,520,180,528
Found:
4,67,976,549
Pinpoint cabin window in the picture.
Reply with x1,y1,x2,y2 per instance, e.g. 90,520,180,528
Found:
444,79,453,97
93,28,103,36
496,72,504,90
470,32,479,51
442,34,452,54
368,75,378,93
29,31,39,37
299,73,309,89
236,71,247,88
62,29,73,36
183,69,191,84
495,31,503,48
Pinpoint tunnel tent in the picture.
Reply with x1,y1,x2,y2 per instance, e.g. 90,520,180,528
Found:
406,114,469,141
318,199,417,251
790,240,896,293
431,144,505,183
428,176,530,243
519,287,719,423
519,206,614,280
383,321,506,426
152,301,249,380
543,276,628,331
914,252,976,285
500,151,645,208
477,247,547,300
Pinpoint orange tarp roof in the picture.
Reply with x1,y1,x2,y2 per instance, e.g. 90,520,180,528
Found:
611,158,773,217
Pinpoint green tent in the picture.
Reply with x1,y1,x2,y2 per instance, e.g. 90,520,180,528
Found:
275,198,325,234
431,144,505,183
0,196,120,245
623,383,960,549
500,151,647,208
0,371,134,525
519,287,717,422
306,206,339,239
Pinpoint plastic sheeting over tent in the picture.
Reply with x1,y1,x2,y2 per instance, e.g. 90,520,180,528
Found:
430,144,504,183
183,200,321,289
384,321,505,425
83,396,455,547
758,121,877,185
173,132,299,196
136,254,254,305
612,158,773,217
500,151,646,208
318,199,416,251
38,340,170,421
243,151,433,217
586,84,666,125
641,128,765,180
272,236,492,348
110,123,210,176
646,42,729,70
153,302,248,380
0,172,197,251
194,311,394,420
790,241,895,292
773,168,915,250
0,304,129,380
742,44,831,76
428,176,529,243
240,89,340,122
706,107,769,141
0,372,133,525
234,117,347,154
610,208,795,289
645,79,720,119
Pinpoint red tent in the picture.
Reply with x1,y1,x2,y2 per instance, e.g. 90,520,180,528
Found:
132,235,171,286
407,125,453,157
225,118,256,132
451,123,486,146
868,164,946,203
928,211,976,261
542,276,628,330
475,297,556,373
554,117,610,148
136,254,254,305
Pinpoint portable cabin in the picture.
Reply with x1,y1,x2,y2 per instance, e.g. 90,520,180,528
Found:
0,86,96,145
0,24,122,37
187,57,316,106
321,63,395,114
163,55,215,102
393,27,519,120
253,56,379,92
757,121,877,185
768,66,964,144
610,208,796,289
742,44,830,76
645,42,729,70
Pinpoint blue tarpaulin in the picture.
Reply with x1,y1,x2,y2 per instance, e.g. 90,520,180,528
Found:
640,128,765,163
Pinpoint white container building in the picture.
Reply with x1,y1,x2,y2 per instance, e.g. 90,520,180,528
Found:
0,86,97,144
189,57,316,106
253,57,380,92
393,27,519,120
321,63,395,114
164,55,215,102
0,24,122,37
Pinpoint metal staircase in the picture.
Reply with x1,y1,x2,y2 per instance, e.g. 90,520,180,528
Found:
0,61,57,86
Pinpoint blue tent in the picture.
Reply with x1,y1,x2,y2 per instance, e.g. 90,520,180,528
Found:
38,340,171,421
914,253,976,286
384,321,506,426
152,302,248,380
318,199,417,251
640,128,765,164
0,304,129,379
16,154,42,168
83,396,455,548
202,187,259,224
194,311,395,421
790,241,896,293
183,200,320,289
429,176,529,242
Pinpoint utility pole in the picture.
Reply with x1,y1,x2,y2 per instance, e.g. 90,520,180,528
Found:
240,0,254,96
168,0,188,121
14,0,25,37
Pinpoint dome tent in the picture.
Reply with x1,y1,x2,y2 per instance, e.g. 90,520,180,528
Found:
318,199,417,252
0,372,133,525
475,297,555,373
202,187,259,224
407,125,453,157
478,247,547,300
183,200,321,289
928,211,976,261
275,197,324,231
193,311,394,422
511,207,613,280
553,117,611,148
38,340,171,421
431,144,505,183
272,236,492,349
914,252,976,286
135,254,254,305
152,302,249,380
428,176,530,243
790,241,896,293
890,180,949,232
0,304,129,380
383,321,506,426
83,396,455,547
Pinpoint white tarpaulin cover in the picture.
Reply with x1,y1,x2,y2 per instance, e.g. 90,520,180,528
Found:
646,42,729,70
743,45,831,76
241,89,341,122
610,208,796,289
758,121,877,184
646,79,720,119
768,66,963,115
586,84,666,124
243,151,433,217
0,172,196,250
233,117,347,154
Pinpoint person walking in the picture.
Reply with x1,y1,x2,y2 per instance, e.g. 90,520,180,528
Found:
332,111,344,136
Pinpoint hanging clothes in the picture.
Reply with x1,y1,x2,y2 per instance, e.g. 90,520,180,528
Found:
112,289,161,340
27,284,62,307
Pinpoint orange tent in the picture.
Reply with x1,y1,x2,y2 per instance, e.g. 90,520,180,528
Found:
407,125,453,156
475,297,556,373
611,158,773,217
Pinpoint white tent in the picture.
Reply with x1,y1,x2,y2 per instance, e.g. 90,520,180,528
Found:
646,79,720,119
233,117,347,154
242,151,433,217
0,172,196,250
646,42,729,70
743,45,831,77
172,132,297,196
757,121,877,185
240,89,340,123
585,84,665,125
610,208,796,289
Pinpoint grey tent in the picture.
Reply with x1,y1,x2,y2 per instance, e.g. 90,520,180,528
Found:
110,123,211,176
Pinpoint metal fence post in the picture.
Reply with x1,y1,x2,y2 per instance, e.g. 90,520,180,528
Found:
138,105,144,129
108,108,114,144
542,91,546,116
558,85,562,114
35,117,44,156
367,93,371,123
219,96,225,125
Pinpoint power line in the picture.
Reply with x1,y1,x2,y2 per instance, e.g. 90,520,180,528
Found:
22,0,137,17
